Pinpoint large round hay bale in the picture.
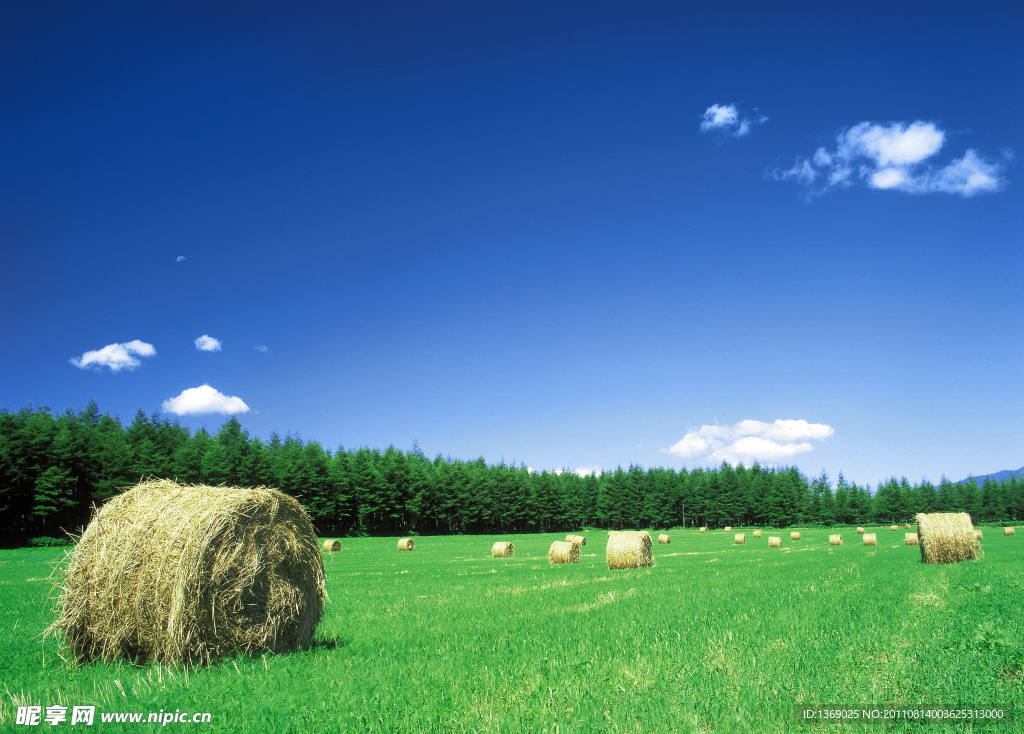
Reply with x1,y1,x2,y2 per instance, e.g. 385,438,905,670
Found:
863,533,877,546
891,525,899,531
768,536,781,547
752,529,762,538
975,530,984,540
322,539,341,552
857,527,865,534
607,531,653,569
790,532,801,540
734,533,745,544
829,534,842,546
724,526,732,532
699,526,707,533
905,533,919,545
566,534,586,547
903,523,912,529
397,538,415,551
492,541,514,557
916,512,978,564
1005,527,1016,536
657,534,670,544
549,541,579,564
47,479,324,666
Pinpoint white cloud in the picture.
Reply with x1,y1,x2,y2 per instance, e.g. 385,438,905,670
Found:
574,466,602,477
176,255,185,262
773,120,1008,197
70,340,156,372
253,345,269,353
700,103,767,138
161,384,250,415
663,419,834,466
194,334,222,352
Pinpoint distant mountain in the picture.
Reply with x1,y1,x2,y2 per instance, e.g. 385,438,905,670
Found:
957,466,1024,485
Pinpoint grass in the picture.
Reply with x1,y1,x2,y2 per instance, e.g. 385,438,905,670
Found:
0,528,1022,732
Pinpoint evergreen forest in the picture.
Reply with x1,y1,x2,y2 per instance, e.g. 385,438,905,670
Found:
2,402,1021,545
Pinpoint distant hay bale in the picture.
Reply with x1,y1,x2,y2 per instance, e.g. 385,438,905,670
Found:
975,530,984,539
724,526,732,532
768,536,781,547
863,533,877,546
829,534,842,545
549,541,580,564
47,479,324,666
891,525,899,531
566,534,587,547
607,531,653,569
699,527,707,533
657,534,670,544
905,533,919,545
492,541,514,557
752,530,762,538
857,527,865,534
790,532,801,540
903,523,912,529
916,513,978,564
1005,527,1016,536
397,538,415,551
322,539,341,552
734,533,745,544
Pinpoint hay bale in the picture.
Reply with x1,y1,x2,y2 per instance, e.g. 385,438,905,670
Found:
322,539,341,552
863,533,877,546
607,531,653,569
1005,527,1016,536
734,533,745,544
549,541,579,564
768,536,781,547
724,526,732,532
916,513,978,564
790,532,801,540
752,529,762,538
891,525,899,531
905,533,919,545
903,523,912,529
857,527,865,534
975,530,984,539
657,534,670,544
829,534,842,545
566,534,587,547
397,538,415,551
492,541,514,557
47,479,324,666
699,526,707,533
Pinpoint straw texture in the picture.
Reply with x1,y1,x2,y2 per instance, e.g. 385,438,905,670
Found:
566,534,587,547
1005,527,1016,536
905,533,919,545
863,533,877,546
829,534,842,545
768,536,781,547
47,479,325,666
322,539,341,552
606,531,653,569
492,541,514,557
752,530,762,538
549,541,580,564
916,513,978,564
657,534,670,544
790,532,801,540
397,538,415,551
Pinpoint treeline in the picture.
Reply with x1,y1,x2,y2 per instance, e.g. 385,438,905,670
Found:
2,402,1022,543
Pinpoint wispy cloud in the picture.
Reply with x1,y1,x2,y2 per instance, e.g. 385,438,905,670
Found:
70,340,155,372
176,255,185,262
772,120,1009,197
161,384,250,415
700,103,767,138
194,334,222,352
662,419,833,466
253,345,269,353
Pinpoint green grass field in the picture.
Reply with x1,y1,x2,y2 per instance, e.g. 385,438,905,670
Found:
1,528,1022,733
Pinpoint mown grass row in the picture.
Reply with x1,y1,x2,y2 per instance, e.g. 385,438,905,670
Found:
1,528,1021,732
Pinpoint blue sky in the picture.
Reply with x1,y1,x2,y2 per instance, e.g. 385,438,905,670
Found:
2,1,1022,487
